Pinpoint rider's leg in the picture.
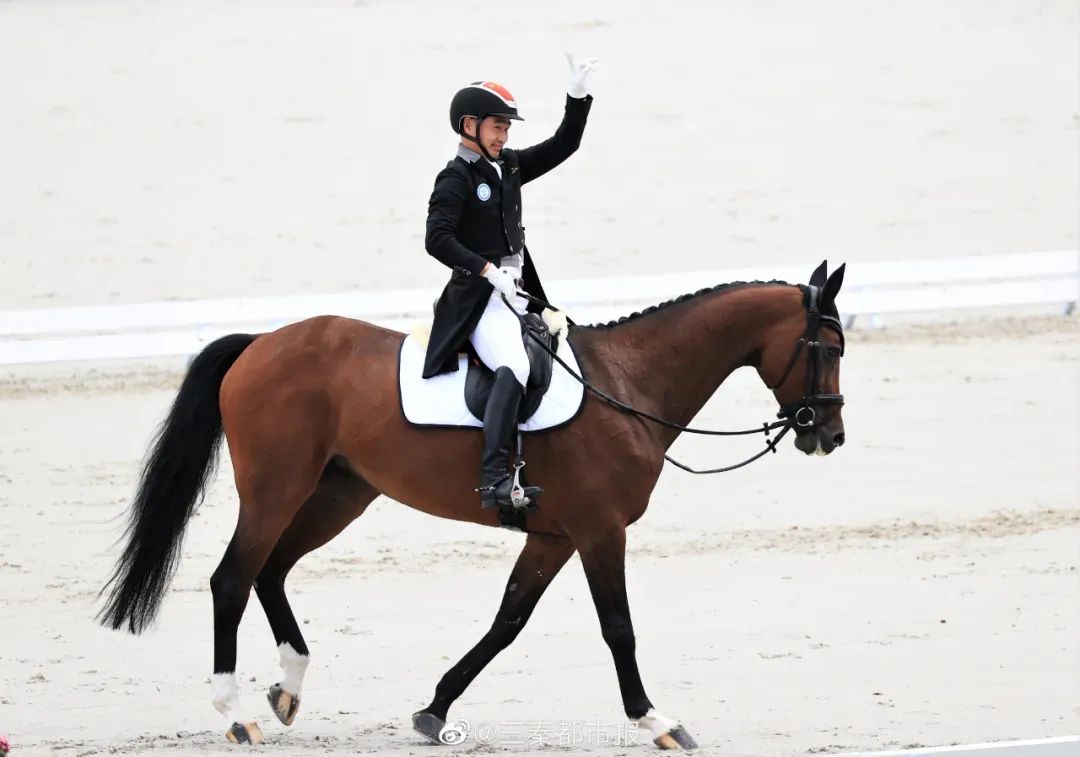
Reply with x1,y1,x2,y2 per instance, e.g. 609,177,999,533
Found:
470,290,530,387
478,367,539,508
469,291,540,508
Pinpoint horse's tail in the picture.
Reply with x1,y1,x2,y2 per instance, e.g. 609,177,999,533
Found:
98,333,257,634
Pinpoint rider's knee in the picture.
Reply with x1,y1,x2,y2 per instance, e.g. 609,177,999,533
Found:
508,358,529,388
495,357,529,389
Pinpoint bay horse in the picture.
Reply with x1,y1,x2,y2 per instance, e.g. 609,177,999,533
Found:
98,261,847,750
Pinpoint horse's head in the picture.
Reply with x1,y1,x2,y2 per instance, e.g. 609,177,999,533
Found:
758,261,846,456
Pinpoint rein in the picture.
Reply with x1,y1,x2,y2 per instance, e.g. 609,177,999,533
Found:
502,287,844,474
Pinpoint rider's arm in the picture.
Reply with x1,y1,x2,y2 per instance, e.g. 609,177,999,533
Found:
514,94,593,186
425,167,490,276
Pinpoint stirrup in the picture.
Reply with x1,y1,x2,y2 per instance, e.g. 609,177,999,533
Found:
509,459,536,508
508,434,542,509
478,464,543,510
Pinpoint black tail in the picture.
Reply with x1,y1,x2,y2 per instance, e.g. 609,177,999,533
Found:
98,333,257,634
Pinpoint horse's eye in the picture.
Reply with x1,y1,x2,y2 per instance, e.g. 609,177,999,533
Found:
826,346,842,359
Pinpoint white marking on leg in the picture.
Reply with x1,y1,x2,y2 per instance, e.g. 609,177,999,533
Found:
211,672,247,723
277,641,309,696
638,707,681,740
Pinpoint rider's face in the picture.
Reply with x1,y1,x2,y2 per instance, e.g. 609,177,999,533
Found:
466,116,511,157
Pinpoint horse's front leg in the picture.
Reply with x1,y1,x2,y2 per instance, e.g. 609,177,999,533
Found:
578,526,698,751
413,532,575,745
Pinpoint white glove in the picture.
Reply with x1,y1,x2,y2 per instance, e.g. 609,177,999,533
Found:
483,265,519,300
565,50,598,99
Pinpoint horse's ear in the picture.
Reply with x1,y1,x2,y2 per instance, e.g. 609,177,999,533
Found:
809,260,828,288
822,262,846,305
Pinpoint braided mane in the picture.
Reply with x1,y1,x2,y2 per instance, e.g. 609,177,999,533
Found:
576,280,795,330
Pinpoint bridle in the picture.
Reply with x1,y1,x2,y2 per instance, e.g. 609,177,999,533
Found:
769,284,846,431
503,284,845,474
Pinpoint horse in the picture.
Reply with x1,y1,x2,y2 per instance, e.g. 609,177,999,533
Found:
98,260,847,750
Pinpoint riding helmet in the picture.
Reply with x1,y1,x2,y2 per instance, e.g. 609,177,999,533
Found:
449,81,524,134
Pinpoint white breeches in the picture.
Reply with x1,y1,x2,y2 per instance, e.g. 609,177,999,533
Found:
470,289,530,388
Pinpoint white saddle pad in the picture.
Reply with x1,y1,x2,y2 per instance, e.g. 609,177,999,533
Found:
398,334,585,432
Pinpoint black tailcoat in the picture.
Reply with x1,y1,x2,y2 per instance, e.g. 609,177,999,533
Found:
422,94,593,378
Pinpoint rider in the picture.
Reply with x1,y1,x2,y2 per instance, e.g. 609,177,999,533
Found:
423,53,597,510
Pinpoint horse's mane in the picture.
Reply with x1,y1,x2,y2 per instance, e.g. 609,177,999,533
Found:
575,279,797,330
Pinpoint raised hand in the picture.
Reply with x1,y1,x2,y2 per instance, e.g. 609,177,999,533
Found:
565,50,599,98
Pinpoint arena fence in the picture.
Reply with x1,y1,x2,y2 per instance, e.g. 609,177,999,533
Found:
1,250,1076,366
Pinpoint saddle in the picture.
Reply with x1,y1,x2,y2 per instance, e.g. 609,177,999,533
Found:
464,312,558,422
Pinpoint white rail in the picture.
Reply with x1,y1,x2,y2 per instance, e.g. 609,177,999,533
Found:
840,735,1079,756
1,251,1075,366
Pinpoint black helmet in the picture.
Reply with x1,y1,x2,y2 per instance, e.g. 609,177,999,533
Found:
449,81,524,134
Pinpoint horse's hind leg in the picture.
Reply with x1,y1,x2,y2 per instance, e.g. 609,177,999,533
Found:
209,446,325,744
413,532,575,744
255,457,379,726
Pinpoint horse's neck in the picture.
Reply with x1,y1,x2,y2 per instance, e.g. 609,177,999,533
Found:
576,286,799,448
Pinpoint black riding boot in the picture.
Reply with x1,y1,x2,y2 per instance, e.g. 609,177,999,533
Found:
479,367,543,509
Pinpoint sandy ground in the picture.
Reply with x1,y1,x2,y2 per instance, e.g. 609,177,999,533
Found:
0,0,1076,308
0,315,1078,756
1,0,1078,755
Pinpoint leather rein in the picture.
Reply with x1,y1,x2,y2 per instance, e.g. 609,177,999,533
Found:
504,285,846,474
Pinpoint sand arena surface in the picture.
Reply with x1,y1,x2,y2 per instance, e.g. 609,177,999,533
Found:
1,316,1077,756
1,0,1078,755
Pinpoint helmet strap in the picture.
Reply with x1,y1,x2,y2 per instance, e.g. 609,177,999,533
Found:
463,116,497,162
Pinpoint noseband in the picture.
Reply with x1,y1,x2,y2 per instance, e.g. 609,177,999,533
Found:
768,284,846,429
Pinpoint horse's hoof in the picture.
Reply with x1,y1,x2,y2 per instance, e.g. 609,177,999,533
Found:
654,725,698,751
267,683,300,726
225,721,264,745
412,710,468,745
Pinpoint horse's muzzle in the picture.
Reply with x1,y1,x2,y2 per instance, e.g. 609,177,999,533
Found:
794,418,845,456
